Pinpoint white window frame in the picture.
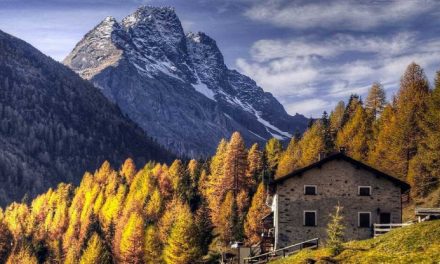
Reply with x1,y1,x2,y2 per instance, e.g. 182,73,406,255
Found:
304,185,317,195
358,186,372,196
358,212,371,228
304,210,317,227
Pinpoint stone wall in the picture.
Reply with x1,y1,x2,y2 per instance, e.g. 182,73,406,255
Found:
275,159,402,248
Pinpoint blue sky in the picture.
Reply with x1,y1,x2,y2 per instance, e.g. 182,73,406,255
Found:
1,0,440,117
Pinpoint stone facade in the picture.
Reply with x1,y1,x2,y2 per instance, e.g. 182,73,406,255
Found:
274,157,406,249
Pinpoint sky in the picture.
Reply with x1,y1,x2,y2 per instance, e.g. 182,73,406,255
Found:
1,0,440,117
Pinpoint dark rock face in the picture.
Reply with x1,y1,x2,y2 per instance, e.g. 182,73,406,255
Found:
65,6,308,157
0,29,173,205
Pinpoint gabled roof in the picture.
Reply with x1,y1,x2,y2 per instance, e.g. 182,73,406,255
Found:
274,152,410,192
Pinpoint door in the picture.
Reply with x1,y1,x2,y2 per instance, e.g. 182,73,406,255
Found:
380,213,391,224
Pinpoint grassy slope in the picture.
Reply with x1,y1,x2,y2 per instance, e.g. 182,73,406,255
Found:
271,220,440,264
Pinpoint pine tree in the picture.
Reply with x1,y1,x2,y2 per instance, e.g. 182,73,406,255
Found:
265,138,283,175
80,233,111,264
163,203,200,264
326,205,345,256
244,183,270,245
366,82,386,120
119,212,144,264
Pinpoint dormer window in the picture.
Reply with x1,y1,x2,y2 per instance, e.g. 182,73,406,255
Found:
358,186,371,196
304,185,317,195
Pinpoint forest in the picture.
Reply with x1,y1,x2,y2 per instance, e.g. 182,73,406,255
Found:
0,62,439,263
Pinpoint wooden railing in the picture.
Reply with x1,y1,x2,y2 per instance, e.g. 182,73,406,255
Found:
243,238,319,264
373,223,412,237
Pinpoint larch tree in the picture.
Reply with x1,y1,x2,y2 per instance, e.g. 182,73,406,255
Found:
244,183,270,245
297,121,325,167
223,132,248,196
365,82,387,120
144,226,162,264
246,143,263,190
330,101,345,135
342,94,362,127
80,233,111,264
336,105,372,161
265,138,283,176
368,105,405,177
276,136,299,178
207,139,228,218
163,203,200,264
120,158,137,184
326,205,345,256
408,71,440,197
392,62,430,178
0,221,12,263
119,212,145,264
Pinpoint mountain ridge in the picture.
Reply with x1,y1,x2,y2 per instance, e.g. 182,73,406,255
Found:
0,28,173,205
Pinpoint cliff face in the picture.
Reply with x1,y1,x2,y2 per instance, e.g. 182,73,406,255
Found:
64,6,308,157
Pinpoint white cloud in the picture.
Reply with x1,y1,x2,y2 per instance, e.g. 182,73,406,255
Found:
237,32,440,117
285,99,334,117
244,0,437,30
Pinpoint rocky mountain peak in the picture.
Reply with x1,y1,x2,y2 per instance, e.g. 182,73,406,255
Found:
65,6,308,157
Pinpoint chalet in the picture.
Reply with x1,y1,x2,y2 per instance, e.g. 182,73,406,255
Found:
269,151,411,249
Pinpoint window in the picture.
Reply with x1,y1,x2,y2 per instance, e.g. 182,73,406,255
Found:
304,211,317,226
304,185,317,195
358,186,371,196
358,212,371,228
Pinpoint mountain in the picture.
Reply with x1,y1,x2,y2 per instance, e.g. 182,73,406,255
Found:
0,29,173,205
64,6,308,157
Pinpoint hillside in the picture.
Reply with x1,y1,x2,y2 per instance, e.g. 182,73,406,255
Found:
271,220,440,264
64,6,308,157
0,29,173,205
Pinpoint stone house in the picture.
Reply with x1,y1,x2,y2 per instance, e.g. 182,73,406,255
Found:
270,152,411,249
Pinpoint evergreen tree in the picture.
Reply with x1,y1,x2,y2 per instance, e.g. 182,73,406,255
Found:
194,201,213,256
244,183,270,245
119,212,144,264
163,203,200,264
366,82,386,119
326,205,345,256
